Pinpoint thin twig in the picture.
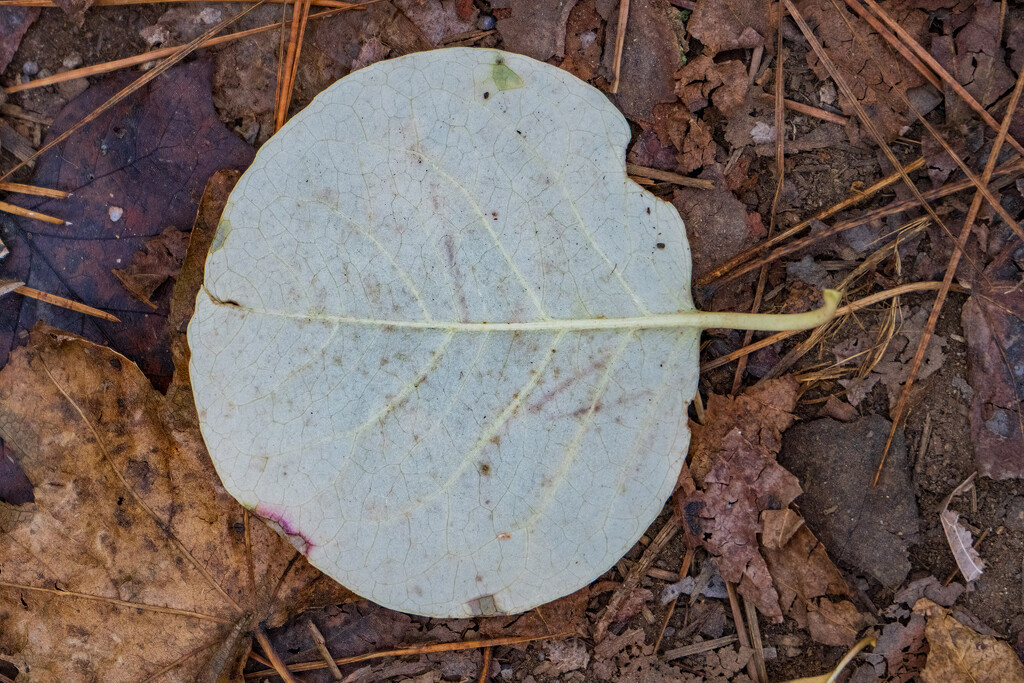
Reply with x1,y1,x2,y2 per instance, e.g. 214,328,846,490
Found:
305,618,343,680
0,182,69,198
626,163,714,189
478,646,493,683
838,0,941,89
3,8,354,95
662,634,739,662
696,156,926,287
593,514,682,643
725,582,760,683
15,285,121,322
761,93,849,125
0,580,230,622
0,200,67,225
610,0,630,93
243,633,568,677
732,0,787,396
653,544,694,653
255,624,302,683
1,0,268,183
743,596,768,683
876,57,1024,485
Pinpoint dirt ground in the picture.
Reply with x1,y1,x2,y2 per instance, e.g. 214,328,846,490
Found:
1,1,1023,681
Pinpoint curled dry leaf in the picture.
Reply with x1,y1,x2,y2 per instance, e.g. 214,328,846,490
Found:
938,473,984,583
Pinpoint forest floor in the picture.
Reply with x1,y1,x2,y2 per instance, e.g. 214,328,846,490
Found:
1,1,1023,682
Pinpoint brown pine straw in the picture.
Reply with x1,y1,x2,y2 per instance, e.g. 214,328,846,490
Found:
625,163,714,189
593,513,682,643
0,0,267,183
609,0,630,94
702,281,959,373
244,633,568,677
3,7,356,96
0,199,66,225
274,0,314,132
255,624,301,683
653,544,694,653
696,156,926,288
743,595,768,683
760,93,849,125
13,285,121,321
785,0,980,277
852,0,1024,157
725,582,762,683
0,182,69,198
477,646,493,683
875,56,1024,486
838,0,941,90
702,158,1021,290
899,89,1024,244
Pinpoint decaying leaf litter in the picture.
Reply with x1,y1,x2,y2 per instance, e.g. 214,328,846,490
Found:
1,0,1023,681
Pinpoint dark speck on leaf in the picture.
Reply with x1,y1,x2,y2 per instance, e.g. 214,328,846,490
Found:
483,91,490,100
646,207,651,214
109,357,122,371
656,243,666,249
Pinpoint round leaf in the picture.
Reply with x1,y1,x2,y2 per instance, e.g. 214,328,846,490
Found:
189,48,698,617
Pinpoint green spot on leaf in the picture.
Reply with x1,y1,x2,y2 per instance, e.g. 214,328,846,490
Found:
492,57,524,91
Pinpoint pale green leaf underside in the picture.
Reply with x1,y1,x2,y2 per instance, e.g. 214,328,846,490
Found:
189,48,699,618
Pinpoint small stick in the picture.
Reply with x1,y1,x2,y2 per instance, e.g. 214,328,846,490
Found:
610,0,630,94
255,624,302,683
305,619,343,680
725,582,760,683
3,8,353,95
0,200,67,225
0,182,69,198
243,633,569,677
662,634,739,662
0,103,52,125
760,93,849,125
593,513,682,642
653,544,694,652
478,646,493,683
743,596,768,683
15,285,120,322
625,163,714,189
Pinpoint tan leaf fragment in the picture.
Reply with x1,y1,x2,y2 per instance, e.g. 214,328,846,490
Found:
914,599,1024,683
0,168,354,682
939,474,984,582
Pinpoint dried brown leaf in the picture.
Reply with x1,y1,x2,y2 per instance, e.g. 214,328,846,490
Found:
0,171,354,680
914,599,1024,682
113,226,190,309
762,526,873,646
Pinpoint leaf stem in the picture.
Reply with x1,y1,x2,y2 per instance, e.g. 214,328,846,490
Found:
206,289,841,332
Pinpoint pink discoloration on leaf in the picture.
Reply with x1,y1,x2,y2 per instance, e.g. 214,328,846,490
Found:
256,502,314,554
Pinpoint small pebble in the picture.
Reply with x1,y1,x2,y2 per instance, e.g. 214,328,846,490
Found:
22,61,39,76
478,14,496,30
62,53,83,70
108,206,124,222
